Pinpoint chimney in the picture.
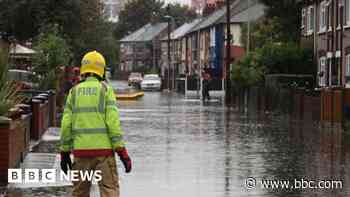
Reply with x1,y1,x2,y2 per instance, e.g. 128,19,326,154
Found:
202,2,216,17
215,0,225,9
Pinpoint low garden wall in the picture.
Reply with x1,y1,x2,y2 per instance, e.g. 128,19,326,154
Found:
0,90,57,185
0,115,31,185
232,86,350,126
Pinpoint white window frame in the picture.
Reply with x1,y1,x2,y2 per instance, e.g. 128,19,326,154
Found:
319,56,326,87
327,2,332,31
346,0,350,26
346,54,350,76
301,8,306,28
319,1,327,33
307,6,315,34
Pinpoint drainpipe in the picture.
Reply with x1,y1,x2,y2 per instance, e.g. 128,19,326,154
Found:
197,29,201,98
331,0,336,87
340,0,344,86
314,2,317,86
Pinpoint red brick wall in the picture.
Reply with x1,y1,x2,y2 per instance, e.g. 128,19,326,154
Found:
0,122,10,185
0,117,30,185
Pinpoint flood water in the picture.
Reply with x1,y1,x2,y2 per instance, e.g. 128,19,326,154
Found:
4,81,350,196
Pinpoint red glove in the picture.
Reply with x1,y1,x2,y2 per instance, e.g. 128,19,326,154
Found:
116,147,132,173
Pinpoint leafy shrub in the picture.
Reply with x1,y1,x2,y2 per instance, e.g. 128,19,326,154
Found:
230,42,315,88
0,49,24,116
256,42,315,74
32,25,71,90
230,53,265,88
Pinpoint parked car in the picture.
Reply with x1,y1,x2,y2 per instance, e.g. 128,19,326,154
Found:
128,72,143,86
141,74,162,91
8,69,38,89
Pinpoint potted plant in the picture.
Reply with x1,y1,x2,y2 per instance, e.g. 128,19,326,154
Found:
0,49,28,185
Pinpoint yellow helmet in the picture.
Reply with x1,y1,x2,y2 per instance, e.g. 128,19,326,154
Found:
80,51,106,78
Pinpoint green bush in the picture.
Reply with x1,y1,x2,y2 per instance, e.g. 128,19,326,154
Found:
230,53,265,88
231,42,315,88
32,25,71,90
256,42,315,74
0,49,23,116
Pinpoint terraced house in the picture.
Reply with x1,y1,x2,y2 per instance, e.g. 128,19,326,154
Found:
160,19,202,77
182,0,265,93
119,22,168,72
300,0,350,87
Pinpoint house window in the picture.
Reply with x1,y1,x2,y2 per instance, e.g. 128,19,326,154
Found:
346,0,350,25
319,56,326,86
320,1,327,32
307,6,315,33
346,54,350,76
301,8,306,28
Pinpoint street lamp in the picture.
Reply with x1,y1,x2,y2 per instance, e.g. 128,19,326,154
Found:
225,0,232,103
164,13,175,90
164,15,171,91
247,0,251,53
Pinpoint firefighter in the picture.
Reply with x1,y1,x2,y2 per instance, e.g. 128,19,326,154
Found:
60,51,132,197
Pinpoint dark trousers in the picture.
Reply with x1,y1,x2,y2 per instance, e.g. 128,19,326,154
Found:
202,80,210,100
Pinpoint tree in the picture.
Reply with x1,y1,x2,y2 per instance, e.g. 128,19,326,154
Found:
231,53,265,88
114,0,164,40
32,25,71,90
230,42,316,87
0,0,80,42
73,19,119,67
159,3,198,27
0,0,118,67
114,1,197,40
256,42,314,74
241,17,285,50
259,0,301,43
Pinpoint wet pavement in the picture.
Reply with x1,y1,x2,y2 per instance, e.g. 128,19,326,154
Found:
3,81,350,196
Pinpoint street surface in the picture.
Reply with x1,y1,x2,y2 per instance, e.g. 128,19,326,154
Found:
2,81,350,196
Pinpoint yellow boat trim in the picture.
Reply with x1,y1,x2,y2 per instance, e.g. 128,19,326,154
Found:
116,92,144,100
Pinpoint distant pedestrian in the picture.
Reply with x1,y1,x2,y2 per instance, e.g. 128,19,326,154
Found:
202,69,211,101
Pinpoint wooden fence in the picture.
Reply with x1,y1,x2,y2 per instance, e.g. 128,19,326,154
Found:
232,87,350,126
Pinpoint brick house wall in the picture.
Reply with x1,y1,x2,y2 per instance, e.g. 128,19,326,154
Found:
119,24,168,72
300,0,350,88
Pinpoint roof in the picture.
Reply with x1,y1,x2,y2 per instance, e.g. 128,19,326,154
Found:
9,44,36,55
190,6,226,32
218,0,265,23
161,19,202,41
119,23,168,42
189,0,264,33
189,0,243,32
230,3,265,23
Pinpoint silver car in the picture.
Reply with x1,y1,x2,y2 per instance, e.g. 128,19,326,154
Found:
141,74,161,91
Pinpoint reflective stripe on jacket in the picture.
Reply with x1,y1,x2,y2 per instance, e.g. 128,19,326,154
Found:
60,77,125,157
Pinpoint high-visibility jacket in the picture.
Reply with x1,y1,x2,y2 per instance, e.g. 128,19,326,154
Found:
60,77,125,157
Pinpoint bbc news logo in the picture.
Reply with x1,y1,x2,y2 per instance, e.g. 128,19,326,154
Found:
8,169,102,183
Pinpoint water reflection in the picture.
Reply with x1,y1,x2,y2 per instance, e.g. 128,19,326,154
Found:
4,85,350,196
118,91,350,197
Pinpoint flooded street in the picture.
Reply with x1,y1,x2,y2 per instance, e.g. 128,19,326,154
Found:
4,81,350,196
